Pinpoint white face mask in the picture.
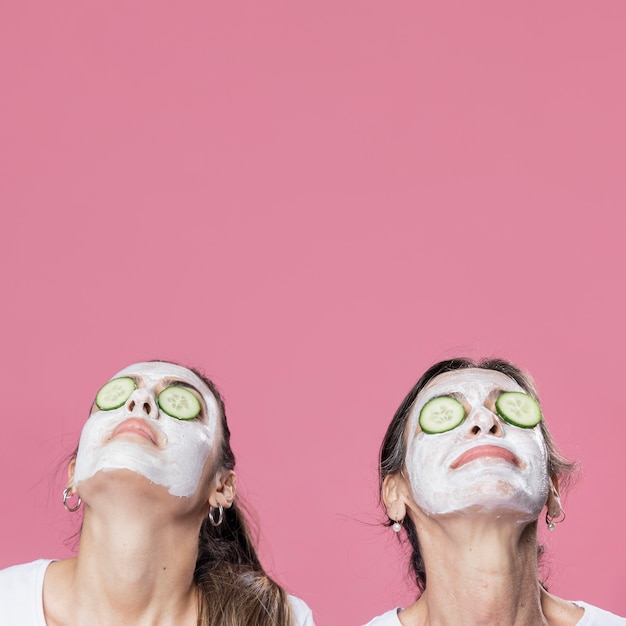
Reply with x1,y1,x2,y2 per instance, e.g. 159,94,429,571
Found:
405,369,549,519
74,362,220,497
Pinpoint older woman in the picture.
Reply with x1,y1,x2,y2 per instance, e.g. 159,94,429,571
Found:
365,358,624,626
0,361,314,626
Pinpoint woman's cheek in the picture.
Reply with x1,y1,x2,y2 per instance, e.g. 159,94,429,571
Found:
405,433,454,515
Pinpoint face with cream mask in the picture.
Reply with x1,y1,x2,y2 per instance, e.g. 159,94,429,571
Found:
404,368,550,519
73,362,220,498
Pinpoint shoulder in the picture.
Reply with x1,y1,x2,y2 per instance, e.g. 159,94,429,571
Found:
288,595,316,626
572,601,626,625
288,595,315,625
0,560,52,626
361,608,403,625
0,559,52,588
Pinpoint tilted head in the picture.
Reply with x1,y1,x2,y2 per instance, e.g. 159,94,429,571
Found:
73,361,234,499
380,357,576,590
66,361,292,626
403,367,550,518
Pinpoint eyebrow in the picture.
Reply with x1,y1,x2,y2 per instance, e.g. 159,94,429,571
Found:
487,388,504,401
432,391,466,402
161,378,199,392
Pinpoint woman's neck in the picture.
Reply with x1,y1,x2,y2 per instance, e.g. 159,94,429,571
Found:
44,480,206,626
400,516,550,626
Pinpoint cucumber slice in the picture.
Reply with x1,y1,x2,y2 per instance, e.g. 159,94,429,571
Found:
495,392,542,428
158,386,201,420
95,377,137,411
419,396,466,434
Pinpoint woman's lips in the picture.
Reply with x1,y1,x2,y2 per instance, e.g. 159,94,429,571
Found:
111,418,158,445
451,445,521,469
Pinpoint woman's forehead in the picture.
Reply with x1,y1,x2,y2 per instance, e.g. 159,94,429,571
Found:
112,362,212,397
419,368,525,400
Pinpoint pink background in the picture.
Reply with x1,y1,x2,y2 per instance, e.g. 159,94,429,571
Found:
1,2,625,624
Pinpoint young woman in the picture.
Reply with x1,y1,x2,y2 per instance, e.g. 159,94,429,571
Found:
0,361,314,626
365,358,624,626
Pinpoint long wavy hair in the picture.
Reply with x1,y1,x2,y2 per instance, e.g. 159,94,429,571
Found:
190,367,294,626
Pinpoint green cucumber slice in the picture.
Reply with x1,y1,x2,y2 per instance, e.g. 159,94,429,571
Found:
495,392,542,428
419,396,466,434
96,377,137,411
158,386,201,420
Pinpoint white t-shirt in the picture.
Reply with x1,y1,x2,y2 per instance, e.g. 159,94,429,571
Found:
364,603,626,625
0,560,315,626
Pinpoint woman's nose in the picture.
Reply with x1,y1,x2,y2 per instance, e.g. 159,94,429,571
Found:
465,407,503,437
125,388,158,417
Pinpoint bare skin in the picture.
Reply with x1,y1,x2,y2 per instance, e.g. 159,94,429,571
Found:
43,466,234,626
384,506,583,626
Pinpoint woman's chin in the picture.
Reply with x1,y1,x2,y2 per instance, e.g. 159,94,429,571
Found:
77,468,175,503
418,483,547,520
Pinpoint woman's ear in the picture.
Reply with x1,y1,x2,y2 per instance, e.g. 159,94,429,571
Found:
209,470,237,509
383,472,408,522
546,474,563,518
66,457,77,493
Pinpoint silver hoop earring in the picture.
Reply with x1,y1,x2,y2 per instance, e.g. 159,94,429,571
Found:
63,487,82,513
546,509,566,531
208,504,224,527
392,518,403,533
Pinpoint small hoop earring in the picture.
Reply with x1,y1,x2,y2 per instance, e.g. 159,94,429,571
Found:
63,487,82,513
392,518,403,533
208,504,224,527
546,509,566,531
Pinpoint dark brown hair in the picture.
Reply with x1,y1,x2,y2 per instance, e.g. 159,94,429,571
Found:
379,357,576,593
